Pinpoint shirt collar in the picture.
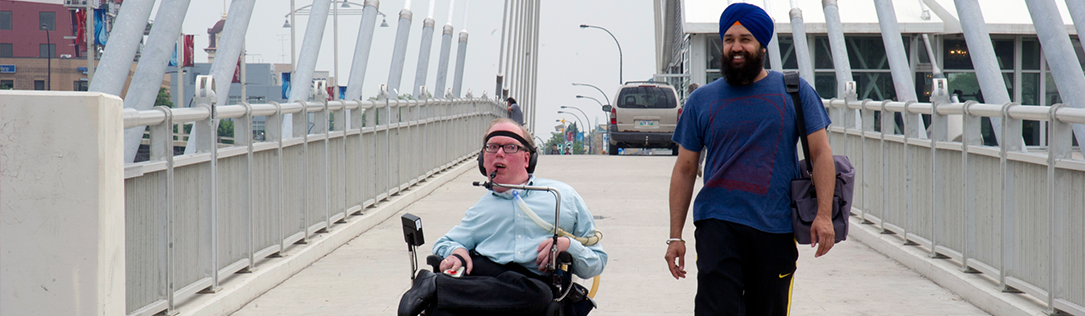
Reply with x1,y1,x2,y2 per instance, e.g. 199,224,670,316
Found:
490,175,536,199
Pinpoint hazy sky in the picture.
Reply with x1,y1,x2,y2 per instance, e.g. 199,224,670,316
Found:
150,0,657,139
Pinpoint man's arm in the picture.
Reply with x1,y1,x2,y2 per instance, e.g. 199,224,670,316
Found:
543,186,607,279
806,129,836,257
665,145,700,279
433,207,483,274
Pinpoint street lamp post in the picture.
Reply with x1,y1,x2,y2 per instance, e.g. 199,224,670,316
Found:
533,136,545,152
333,0,339,99
561,105,593,154
284,1,388,98
572,84,611,152
575,95,605,112
287,0,295,72
580,24,623,84
557,111,586,132
571,82,610,105
560,105,591,129
42,24,51,91
558,110,588,154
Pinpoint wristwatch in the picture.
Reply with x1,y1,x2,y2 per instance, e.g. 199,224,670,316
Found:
666,238,685,245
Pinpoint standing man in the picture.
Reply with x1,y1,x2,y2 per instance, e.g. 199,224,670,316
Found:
507,97,524,126
664,3,837,315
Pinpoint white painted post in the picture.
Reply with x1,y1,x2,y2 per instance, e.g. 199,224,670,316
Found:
998,102,1024,293
860,99,875,224
267,101,286,255
879,100,893,233
349,100,365,212
0,91,125,316
929,78,950,259
960,101,982,274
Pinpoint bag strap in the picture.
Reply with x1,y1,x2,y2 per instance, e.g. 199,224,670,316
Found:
784,71,814,174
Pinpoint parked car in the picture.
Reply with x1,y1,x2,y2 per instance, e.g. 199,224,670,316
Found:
607,82,682,155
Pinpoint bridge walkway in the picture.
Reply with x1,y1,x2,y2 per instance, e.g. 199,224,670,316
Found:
231,155,990,315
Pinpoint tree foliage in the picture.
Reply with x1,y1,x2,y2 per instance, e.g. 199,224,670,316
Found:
572,140,585,154
543,122,587,154
156,87,175,108
218,119,234,144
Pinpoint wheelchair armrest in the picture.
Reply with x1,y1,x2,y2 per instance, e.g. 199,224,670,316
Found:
426,255,442,272
557,252,573,266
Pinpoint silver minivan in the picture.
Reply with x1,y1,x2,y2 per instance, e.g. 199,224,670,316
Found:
607,82,682,155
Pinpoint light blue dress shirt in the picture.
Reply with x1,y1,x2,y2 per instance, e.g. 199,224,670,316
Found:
433,177,607,279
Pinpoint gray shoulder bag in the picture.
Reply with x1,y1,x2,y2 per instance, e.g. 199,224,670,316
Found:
784,71,854,245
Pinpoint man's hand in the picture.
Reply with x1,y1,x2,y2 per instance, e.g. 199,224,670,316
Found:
810,214,835,257
439,248,473,275
664,242,687,279
535,237,571,272
666,146,698,280
806,129,836,258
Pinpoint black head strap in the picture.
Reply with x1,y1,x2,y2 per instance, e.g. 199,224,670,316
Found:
483,130,535,153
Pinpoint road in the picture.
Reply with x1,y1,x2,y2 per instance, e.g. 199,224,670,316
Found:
231,155,989,315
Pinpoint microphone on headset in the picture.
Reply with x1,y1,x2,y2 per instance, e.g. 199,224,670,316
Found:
472,171,499,190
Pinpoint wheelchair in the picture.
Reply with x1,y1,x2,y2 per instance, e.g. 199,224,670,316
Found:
401,212,599,316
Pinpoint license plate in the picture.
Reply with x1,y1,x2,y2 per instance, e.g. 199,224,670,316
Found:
637,120,656,127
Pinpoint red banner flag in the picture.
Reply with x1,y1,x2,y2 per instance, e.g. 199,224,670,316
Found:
233,57,242,83
183,35,195,67
74,10,86,51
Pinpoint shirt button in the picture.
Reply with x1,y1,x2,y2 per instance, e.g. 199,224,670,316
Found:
518,235,522,238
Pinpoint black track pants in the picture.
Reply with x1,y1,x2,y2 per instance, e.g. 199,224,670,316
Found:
430,252,553,316
694,219,798,316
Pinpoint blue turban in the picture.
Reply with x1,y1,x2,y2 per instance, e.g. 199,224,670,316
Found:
719,3,774,48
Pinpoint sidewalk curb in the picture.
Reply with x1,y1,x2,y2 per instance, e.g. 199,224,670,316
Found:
849,216,1049,316
177,158,474,316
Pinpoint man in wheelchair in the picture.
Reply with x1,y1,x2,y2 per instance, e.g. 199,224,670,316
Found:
398,118,607,316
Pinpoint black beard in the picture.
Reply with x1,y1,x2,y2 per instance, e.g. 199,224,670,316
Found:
722,49,765,86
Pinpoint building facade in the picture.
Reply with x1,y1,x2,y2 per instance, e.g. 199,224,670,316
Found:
2,0,84,90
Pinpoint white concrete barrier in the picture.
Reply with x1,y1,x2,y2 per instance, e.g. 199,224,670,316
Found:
1,91,126,316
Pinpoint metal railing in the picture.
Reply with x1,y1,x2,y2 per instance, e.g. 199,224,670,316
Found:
121,86,503,316
823,79,1085,315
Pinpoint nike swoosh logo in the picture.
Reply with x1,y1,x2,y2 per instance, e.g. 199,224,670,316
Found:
778,273,792,279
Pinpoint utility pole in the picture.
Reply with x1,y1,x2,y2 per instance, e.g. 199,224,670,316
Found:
86,5,94,81
42,24,51,90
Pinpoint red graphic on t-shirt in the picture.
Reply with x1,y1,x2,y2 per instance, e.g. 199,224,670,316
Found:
703,94,786,195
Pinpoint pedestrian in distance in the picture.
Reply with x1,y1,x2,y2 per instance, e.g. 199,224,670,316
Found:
507,97,524,126
664,3,837,316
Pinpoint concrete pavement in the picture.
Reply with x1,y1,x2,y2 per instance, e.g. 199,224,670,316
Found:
229,155,990,315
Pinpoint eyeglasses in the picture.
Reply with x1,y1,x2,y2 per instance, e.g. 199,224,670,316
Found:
484,143,527,154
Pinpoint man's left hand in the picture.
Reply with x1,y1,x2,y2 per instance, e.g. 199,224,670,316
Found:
810,214,835,257
535,237,571,272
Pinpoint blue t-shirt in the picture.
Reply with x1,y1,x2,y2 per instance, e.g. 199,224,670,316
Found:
672,72,830,233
